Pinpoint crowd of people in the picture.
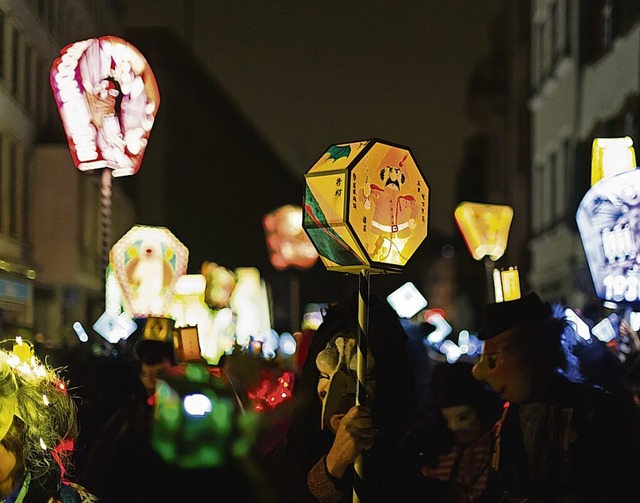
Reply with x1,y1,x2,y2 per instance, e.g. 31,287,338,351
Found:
3,289,640,502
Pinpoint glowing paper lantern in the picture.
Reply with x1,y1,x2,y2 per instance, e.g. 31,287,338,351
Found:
303,139,429,273
93,311,137,344
454,202,513,261
169,274,225,364
492,267,521,303
50,36,160,177
173,326,203,363
201,262,237,309
591,137,636,186
110,225,188,318
229,268,272,347
386,282,428,319
576,169,640,305
263,205,319,270
152,364,237,468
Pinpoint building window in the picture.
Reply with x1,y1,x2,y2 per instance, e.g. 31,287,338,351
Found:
38,0,47,21
24,44,32,114
542,160,553,228
0,11,4,82
11,25,19,98
8,141,17,239
551,1,559,62
532,164,542,233
22,149,29,244
533,21,544,87
602,0,613,51
564,0,572,56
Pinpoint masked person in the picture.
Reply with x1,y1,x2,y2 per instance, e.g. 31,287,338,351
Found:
403,362,502,503
263,292,414,502
0,339,96,502
472,292,640,503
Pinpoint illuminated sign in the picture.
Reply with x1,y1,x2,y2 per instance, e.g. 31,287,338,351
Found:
576,169,640,305
303,139,429,273
50,36,160,177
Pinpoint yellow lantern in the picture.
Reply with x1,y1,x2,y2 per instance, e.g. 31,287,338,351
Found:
492,267,521,303
591,137,636,186
303,139,429,273
110,225,188,318
454,202,513,261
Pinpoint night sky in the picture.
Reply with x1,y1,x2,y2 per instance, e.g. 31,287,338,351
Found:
122,1,491,238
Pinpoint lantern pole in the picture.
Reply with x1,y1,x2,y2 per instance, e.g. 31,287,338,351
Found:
484,256,495,303
289,271,300,332
101,168,112,280
353,268,370,503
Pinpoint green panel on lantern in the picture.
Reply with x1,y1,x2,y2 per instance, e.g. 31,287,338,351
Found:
303,183,368,270
307,141,370,174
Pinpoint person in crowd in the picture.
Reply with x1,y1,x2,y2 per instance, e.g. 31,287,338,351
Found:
616,318,640,406
403,361,502,503
263,292,415,502
472,292,640,502
0,338,96,502
81,339,174,501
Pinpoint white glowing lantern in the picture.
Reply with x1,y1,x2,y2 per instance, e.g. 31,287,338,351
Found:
110,225,188,318
93,310,137,344
386,282,428,318
229,268,272,347
169,274,224,364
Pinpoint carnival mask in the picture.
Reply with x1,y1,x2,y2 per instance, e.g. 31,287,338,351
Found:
472,328,532,403
316,333,375,430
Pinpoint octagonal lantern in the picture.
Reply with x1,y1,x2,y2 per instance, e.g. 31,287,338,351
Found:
303,139,429,273
110,225,189,318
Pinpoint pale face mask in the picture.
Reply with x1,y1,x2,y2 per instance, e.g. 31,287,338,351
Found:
441,404,482,444
316,334,375,430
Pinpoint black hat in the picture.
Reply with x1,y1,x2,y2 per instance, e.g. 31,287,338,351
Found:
478,292,552,340
432,362,486,409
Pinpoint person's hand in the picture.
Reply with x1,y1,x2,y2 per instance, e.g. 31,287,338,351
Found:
325,406,374,479
620,319,640,353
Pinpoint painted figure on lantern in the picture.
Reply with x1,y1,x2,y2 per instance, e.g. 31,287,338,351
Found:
358,148,419,265
130,240,166,314
51,36,160,177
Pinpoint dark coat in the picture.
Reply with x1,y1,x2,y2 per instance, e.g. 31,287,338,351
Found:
489,373,640,503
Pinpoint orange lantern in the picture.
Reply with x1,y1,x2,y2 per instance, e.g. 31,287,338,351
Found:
263,205,318,270
303,139,429,273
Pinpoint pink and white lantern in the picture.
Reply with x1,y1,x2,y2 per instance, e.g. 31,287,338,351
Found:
50,36,160,177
